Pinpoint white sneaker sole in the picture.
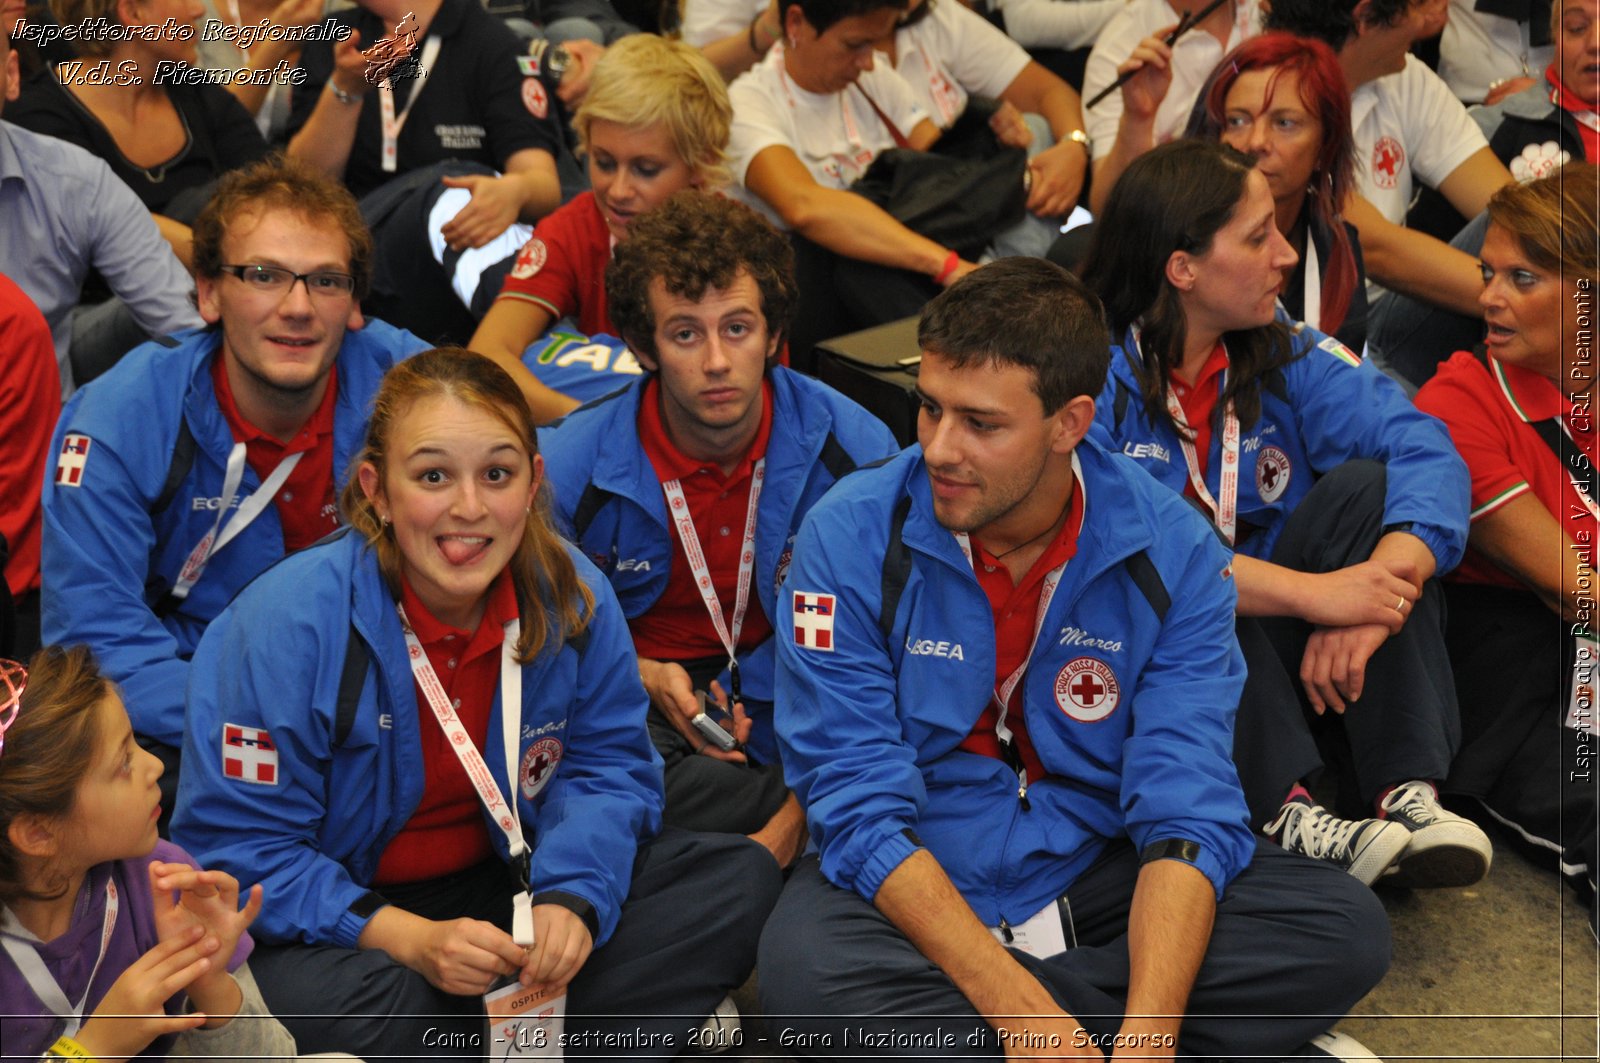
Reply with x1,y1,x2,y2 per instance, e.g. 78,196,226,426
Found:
1385,819,1493,889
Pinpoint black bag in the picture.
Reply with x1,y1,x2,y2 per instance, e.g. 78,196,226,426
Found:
847,91,1028,261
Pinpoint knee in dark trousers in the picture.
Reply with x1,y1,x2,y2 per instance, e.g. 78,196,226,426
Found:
1269,460,1387,574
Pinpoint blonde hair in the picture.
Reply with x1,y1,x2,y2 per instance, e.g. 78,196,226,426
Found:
339,349,594,662
1487,161,1599,283
48,0,122,57
573,33,732,189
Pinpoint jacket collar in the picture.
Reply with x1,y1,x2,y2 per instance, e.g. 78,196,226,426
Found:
581,367,834,516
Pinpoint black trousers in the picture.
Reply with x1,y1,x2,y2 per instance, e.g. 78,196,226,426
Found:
1441,581,1598,898
759,840,1389,1061
1231,461,1460,828
250,829,782,1059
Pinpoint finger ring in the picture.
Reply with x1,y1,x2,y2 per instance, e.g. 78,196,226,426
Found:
1396,596,1406,611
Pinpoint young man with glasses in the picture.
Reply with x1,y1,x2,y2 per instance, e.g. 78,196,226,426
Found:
40,158,428,812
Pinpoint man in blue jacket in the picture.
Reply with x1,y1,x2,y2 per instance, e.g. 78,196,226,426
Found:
763,259,1390,1060
41,159,427,805
540,193,897,868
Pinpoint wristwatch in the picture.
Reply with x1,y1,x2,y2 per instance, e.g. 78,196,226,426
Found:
328,80,360,105
1065,128,1092,154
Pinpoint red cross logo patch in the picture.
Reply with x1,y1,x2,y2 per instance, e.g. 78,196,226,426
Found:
1256,446,1291,504
1371,136,1404,190
520,737,563,800
511,238,548,280
1054,657,1120,723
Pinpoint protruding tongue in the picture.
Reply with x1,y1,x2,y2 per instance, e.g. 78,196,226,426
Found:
439,537,486,565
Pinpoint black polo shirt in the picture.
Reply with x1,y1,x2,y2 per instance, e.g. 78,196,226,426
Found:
290,0,560,198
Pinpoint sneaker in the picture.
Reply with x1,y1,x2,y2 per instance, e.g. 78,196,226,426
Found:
1378,781,1493,888
692,995,741,1054
1263,796,1410,886
1310,1030,1381,1060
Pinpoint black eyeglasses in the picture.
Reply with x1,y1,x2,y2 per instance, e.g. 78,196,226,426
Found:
220,264,357,297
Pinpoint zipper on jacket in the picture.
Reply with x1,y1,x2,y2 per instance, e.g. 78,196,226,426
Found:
998,737,1032,811
998,918,1014,944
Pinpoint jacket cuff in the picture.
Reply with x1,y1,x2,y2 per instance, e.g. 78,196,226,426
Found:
332,890,387,949
1392,522,1458,574
851,825,922,903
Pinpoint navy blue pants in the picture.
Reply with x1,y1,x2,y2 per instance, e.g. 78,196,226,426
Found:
759,840,1389,1061
251,829,781,1059
1231,461,1460,827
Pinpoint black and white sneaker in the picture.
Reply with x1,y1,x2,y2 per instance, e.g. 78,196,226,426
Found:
692,996,742,1055
1264,796,1410,886
1378,781,1493,888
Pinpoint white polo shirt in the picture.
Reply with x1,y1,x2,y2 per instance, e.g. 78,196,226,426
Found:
1350,54,1489,225
1082,0,1261,161
728,44,930,228
890,0,1031,128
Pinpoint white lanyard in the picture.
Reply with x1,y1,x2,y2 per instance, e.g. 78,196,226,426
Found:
1135,328,1240,545
378,34,443,173
1,881,119,1036
913,39,960,127
951,453,1082,802
399,608,535,947
1302,236,1322,332
171,443,304,601
659,460,765,703
777,61,869,178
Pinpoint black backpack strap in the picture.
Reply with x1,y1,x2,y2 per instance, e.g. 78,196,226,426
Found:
818,432,858,483
570,484,608,540
153,418,197,516
1113,379,1132,433
334,625,371,747
878,495,914,640
1124,549,1170,623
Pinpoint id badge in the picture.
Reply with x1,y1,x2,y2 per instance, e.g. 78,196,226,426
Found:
1567,636,1597,736
989,899,1068,959
485,981,564,1060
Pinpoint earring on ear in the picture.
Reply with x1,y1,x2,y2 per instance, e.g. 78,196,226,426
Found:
380,514,391,527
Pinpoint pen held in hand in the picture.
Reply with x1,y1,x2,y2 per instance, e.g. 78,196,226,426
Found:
1083,0,1231,110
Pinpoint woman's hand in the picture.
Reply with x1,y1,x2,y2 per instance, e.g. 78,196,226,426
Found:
1299,559,1420,633
74,925,216,1063
330,29,372,100
519,905,594,992
1025,140,1087,217
1300,623,1391,715
987,101,1033,150
1116,31,1174,123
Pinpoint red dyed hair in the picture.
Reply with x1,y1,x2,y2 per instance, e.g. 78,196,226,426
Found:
1187,32,1359,336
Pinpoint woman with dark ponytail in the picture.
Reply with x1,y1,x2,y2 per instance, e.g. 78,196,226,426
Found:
1085,138,1491,894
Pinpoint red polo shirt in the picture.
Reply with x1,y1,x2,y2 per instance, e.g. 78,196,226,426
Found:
211,355,341,551
959,469,1086,783
629,378,776,662
1416,351,1600,588
373,571,521,885
1169,342,1230,501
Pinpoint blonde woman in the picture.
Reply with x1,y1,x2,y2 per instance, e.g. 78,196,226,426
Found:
469,34,733,422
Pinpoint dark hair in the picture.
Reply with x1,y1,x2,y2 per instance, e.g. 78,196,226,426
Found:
339,348,593,662
1263,0,1416,49
779,0,907,37
0,647,114,907
917,257,1110,414
1082,139,1296,435
606,192,797,363
192,156,373,301
1186,33,1358,334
